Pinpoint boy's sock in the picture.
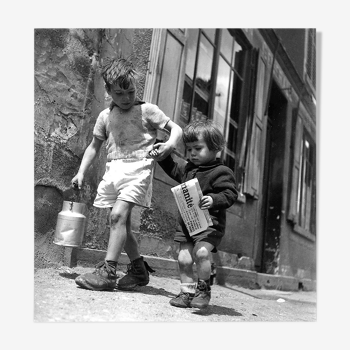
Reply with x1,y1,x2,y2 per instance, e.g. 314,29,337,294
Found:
180,282,196,295
199,279,211,289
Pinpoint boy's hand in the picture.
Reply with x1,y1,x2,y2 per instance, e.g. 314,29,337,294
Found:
199,196,213,210
148,149,159,158
71,173,84,190
149,142,175,161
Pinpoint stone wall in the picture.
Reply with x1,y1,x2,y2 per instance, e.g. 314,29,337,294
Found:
34,28,154,267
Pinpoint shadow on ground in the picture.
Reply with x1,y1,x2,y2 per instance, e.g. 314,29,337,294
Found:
126,285,178,298
69,274,178,298
191,304,243,317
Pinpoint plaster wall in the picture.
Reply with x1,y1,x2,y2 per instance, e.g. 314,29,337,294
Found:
34,28,154,267
221,201,257,259
280,223,316,280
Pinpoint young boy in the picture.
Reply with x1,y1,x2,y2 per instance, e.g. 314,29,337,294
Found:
151,120,238,308
72,56,182,291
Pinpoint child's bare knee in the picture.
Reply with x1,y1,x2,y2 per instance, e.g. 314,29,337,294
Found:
178,252,193,267
194,246,210,262
110,212,127,226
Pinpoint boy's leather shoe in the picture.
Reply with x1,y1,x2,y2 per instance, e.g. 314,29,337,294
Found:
190,280,211,309
117,256,155,291
75,261,117,291
169,292,194,308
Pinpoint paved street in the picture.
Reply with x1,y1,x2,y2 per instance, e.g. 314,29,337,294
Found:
34,266,316,322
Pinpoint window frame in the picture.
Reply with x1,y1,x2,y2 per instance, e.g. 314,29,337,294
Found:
182,28,219,124
216,32,246,173
295,127,316,235
180,29,254,180
288,108,317,240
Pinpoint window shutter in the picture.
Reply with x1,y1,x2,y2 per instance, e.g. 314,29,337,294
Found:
144,29,186,121
288,108,303,222
157,30,185,120
243,54,265,198
145,29,186,145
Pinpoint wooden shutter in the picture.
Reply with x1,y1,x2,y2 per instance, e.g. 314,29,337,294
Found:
288,108,303,222
143,29,186,148
243,54,265,198
144,29,186,122
156,29,186,121
237,49,258,166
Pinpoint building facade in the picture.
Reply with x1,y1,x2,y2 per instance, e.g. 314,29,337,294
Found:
34,28,316,285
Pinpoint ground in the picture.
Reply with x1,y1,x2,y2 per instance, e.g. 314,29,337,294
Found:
34,266,316,322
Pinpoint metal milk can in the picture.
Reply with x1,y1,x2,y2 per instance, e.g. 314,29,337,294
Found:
53,200,87,247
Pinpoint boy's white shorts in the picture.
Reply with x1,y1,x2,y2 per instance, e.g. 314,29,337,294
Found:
93,158,154,208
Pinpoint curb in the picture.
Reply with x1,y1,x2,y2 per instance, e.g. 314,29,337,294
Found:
70,247,316,292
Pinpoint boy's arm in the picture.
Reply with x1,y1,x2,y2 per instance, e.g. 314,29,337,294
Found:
206,169,239,210
71,136,103,189
157,153,185,183
151,120,182,161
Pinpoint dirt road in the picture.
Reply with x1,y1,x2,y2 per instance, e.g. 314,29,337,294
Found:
34,266,316,322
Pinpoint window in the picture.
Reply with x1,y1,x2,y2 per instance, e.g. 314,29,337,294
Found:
181,29,216,124
296,130,316,233
180,29,252,178
213,29,245,171
288,111,316,237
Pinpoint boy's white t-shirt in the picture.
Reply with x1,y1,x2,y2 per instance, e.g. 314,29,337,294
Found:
93,102,170,161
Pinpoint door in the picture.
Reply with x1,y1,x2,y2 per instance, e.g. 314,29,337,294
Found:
260,81,288,274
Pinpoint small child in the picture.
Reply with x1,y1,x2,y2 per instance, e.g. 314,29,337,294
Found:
152,120,238,308
72,56,182,291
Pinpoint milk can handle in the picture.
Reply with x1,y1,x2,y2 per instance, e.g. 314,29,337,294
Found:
72,182,82,203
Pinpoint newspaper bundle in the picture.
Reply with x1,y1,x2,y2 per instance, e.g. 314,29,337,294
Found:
171,178,213,236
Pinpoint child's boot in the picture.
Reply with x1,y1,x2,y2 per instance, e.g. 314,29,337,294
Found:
169,282,196,308
117,256,155,290
75,260,117,291
190,279,211,309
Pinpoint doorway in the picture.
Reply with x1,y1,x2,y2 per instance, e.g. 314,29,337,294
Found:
260,81,288,274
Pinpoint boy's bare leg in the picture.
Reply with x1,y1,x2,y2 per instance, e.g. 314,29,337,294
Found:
169,242,196,308
193,241,214,281
190,241,214,308
105,200,135,261
116,203,152,290
178,242,195,283
74,199,134,291
123,214,141,261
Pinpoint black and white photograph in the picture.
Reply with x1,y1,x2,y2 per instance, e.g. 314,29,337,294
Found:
33,27,317,323
3,1,350,349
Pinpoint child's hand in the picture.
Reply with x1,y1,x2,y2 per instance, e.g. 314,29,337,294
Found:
199,196,213,210
71,173,84,190
150,142,174,161
148,149,159,158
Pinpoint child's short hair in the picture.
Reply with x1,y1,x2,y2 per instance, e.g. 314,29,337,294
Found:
101,56,139,91
183,120,226,152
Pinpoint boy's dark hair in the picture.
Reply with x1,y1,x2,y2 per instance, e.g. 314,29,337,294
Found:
101,57,139,91
183,120,226,152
